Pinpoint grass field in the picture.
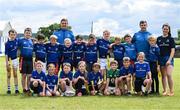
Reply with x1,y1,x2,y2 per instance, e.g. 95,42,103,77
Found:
0,57,180,110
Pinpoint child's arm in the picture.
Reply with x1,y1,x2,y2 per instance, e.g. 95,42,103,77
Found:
46,84,52,92
91,81,95,91
73,76,80,84
42,81,46,95
54,85,57,93
146,71,152,79
5,55,9,67
30,77,40,82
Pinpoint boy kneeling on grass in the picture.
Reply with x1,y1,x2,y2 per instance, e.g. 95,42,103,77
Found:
104,60,120,96
45,64,60,97
134,52,152,96
116,57,134,96
87,63,106,96
59,63,75,96
30,61,46,96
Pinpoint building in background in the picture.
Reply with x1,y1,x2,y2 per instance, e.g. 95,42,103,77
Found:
0,22,12,56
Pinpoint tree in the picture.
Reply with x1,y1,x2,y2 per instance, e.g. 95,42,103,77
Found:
37,23,60,39
37,23,72,39
178,29,180,40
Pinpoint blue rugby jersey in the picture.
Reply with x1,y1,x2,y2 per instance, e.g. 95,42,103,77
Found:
45,74,58,90
31,70,46,81
118,65,134,77
59,70,73,81
74,70,87,79
123,43,137,61
87,71,102,86
53,28,74,44
34,43,46,62
85,44,98,63
18,38,33,59
147,45,160,62
134,61,150,78
62,45,73,63
97,39,110,58
112,44,125,60
73,42,86,62
5,39,18,60
45,42,60,64
132,31,151,56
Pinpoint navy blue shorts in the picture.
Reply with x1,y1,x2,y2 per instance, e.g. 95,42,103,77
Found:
19,57,33,74
159,56,174,66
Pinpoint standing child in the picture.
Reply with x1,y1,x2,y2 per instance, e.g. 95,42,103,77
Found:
59,63,74,96
116,57,134,95
147,36,160,94
46,64,60,96
62,38,73,70
97,30,111,78
18,28,33,94
5,29,19,94
30,61,46,96
73,61,88,96
87,63,105,95
46,35,61,75
85,34,98,72
34,34,46,72
73,35,86,70
134,52,152,96
110,37,125,69
104,60,120,96
123,34,137,65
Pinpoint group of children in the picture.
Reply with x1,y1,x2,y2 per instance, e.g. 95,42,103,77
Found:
5,28,161,96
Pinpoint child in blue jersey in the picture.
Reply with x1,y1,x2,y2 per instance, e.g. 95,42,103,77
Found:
123,34,137,65
5,29,19,94
46,35,60,75
34,34,46,72
104,60,120,96
59,63,74,95
88,63,105,96
46,64,60,96
73,35,86,70
85,34,98,72
116,57,134,96
110,37,125,69
97,30,110,77
73,61,88,96
30,61,46,96
134,52,152,96
18,28,34,94
62,38,73,70
147,36,160,94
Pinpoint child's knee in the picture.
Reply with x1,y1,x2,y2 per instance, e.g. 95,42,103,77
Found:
7,74,11,79
33,81,38,87
104,89,110,96
13,73,18,78
56,91,60,96
60,81,66,85
90,91,96,96
46,91,52,97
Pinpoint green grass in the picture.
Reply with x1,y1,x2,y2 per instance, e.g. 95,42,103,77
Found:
0,57,180,110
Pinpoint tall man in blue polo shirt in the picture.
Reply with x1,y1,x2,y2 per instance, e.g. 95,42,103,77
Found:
132,20,151,58
53,18,74,44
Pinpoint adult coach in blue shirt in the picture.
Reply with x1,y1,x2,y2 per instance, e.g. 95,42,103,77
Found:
53,18,75,44
132,20,151,58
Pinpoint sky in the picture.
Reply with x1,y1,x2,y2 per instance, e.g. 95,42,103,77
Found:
0,0,180,37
